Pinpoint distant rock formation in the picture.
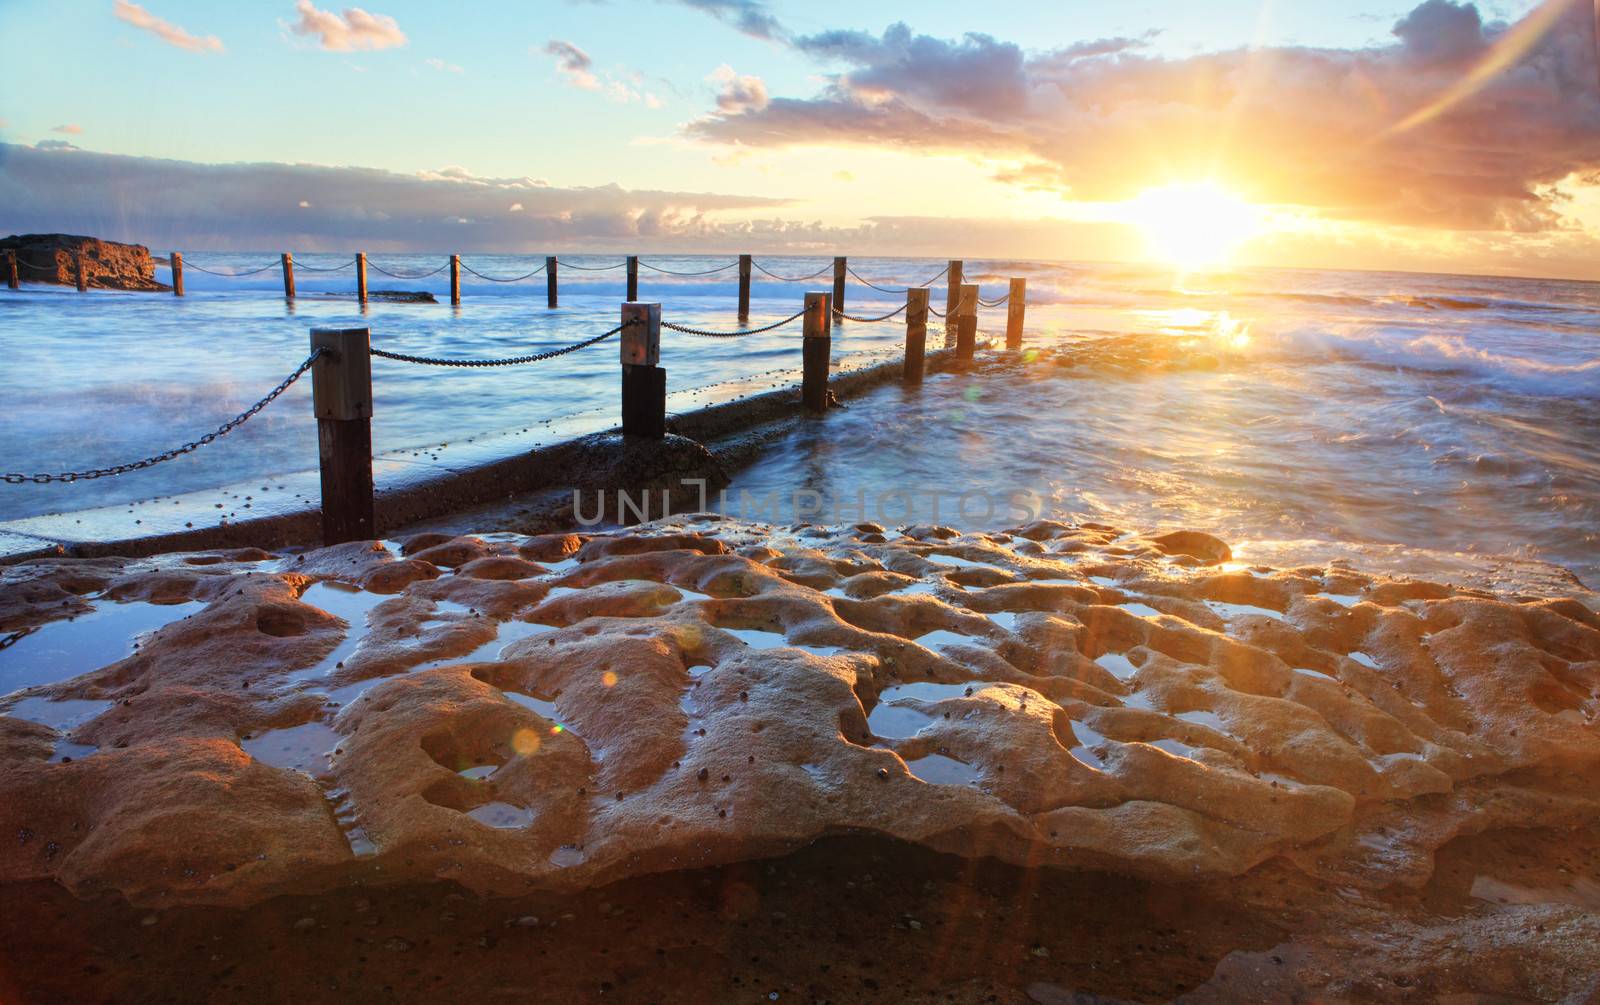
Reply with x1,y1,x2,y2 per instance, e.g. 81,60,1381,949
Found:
0,234,169,292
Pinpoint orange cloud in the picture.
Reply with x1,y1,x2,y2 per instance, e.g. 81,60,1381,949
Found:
290,1,405,52
113,0,224,54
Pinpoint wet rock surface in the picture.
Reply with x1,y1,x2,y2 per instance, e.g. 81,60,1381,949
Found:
1,518,1598,1000
0,233,168,291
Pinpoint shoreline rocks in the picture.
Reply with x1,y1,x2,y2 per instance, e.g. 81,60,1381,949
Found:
0,234,169,291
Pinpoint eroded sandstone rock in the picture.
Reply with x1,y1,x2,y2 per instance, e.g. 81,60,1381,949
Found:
0,518,1595,908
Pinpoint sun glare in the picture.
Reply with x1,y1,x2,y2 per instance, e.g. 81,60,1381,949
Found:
1124,182,1261,270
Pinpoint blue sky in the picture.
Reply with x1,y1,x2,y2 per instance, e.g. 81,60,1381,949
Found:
2,0,1591,278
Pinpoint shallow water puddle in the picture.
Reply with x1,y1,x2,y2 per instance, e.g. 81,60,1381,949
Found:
1348,651,1380,669
1293,666,1339,682
1315,593,1362,607
906,753,980,786
1067,720,1109,770
241,720,341,777
288,582,391,684
891,581,948,597
1094,652,1139,680
1147,737,1202,760
869,702,937,740
502,689,566,728
1175,709,1231,734
1118,603,1163,618
3,696,114,731
723,628,840,658
914,629,984,651
878,681,979,703
466,801,535,829
924,553,1006,572
1203,600,1285,622
459,764,498,780
0,599,206,694
986,611,1022,632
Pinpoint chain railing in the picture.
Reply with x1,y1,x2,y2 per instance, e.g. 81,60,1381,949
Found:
751,260,832,282
979,294,1010,308
834,302,910,323
370,325,623,367
638,260,739,277
366,260,450,280
459,260,547,282
557,258,627,272
661,309,807,338
292,259,356,272
845,263,950,294
2,349,325,484
181,259,282,277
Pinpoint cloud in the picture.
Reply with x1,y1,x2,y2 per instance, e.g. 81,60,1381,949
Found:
290,1,406,52
113,0,224,54
0,142,793,251
541,40,663,106
424,57,463,73
51,124,84,135
709,64,768,113
543,39,599,90
34,140,81,152
689,0,1600,232
675,0,784,40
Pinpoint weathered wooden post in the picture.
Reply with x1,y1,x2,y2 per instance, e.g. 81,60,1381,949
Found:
738,253,752,320
832,256,847,317
945,260,963,321
956,284,978,360
1006,277,1026,349
281,253,296,299
355,253,367,305
626,255,639,301
310,327,375,545
170,252,184,296
546,256,558,308
802,291,832,413
904,287,929,384
5,251,17,290
75,249,88,292
620,302,665,439
449,254,461,306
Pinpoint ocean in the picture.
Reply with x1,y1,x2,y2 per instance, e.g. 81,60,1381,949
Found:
1,253,1595,585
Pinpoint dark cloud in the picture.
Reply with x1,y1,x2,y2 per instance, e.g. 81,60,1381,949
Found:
689,0,1600,232
675,0,784,40
0,143,791,251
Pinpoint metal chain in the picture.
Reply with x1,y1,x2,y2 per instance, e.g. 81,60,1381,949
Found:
293,259,356,272
556,258,627,271
370,325,622,367
845,263,950,294
751,260,831,282
661,309,807,338
638,259,739,277
182,259,281,277
3,350,325,484
366,260,449,280
459,260,547,282
833,302,910,323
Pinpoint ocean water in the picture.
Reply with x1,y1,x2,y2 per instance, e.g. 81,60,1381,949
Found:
0,254,1595,585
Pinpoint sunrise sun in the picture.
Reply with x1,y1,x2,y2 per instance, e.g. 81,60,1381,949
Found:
1124,181,1262,269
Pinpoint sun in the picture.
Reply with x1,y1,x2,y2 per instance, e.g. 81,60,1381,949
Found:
1123,182,1261,270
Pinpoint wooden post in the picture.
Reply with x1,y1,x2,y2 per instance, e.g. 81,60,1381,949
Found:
738,253,752,320
310,327,375,545
546,256,558,308
956,284,978,360
626,255,639,301
75,249,87,292
281,253,296,299
170,252,184,297
1005,277,1026,349
355,253,367,305
945,260,963,322
904,287,929,384
832,256,846,317
802,291,832,413
449,254,461,306
7,250,19,290
620,302,665,439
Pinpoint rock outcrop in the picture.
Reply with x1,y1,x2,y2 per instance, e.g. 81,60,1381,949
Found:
0,519,1596,910
0,233,168,291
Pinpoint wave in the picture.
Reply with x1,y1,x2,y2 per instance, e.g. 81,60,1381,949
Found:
1273,327,1600,398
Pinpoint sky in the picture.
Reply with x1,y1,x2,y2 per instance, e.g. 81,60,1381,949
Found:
2,0,1599,278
